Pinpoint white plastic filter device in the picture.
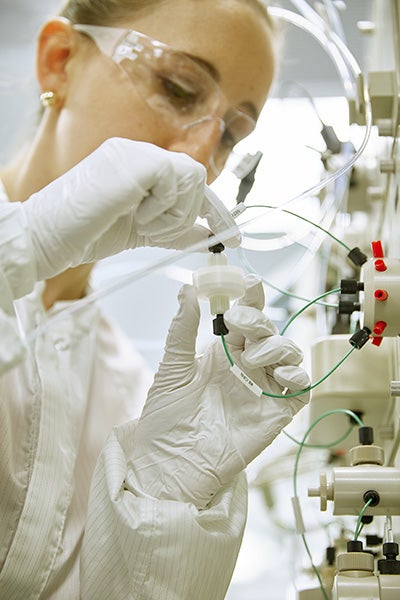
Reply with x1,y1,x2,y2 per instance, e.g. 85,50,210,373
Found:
192,252,246,315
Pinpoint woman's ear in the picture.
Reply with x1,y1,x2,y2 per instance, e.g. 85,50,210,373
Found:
36,18,77,107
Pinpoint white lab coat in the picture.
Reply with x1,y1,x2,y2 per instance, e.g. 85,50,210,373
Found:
0,185,247,599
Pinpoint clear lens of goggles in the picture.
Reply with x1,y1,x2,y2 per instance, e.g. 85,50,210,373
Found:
74,24,256,173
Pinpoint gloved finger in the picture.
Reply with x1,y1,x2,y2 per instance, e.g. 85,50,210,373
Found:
100,138,181,223
135,163,205,234
200,186,241,248
80,212,137,263
273,364,311,402
224,305,278,348
160,284,200,368
162,223,216,251
241,335,304,369
133,160,178,225
136,190,202,241
238,274,265,310
224,275,273,348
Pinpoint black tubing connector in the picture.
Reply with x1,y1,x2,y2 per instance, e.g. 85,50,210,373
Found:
347,247,368,266
347,540,363,553
361,515,374,525
326,546,336,566
378,542,400,574
359,426,374,445
340,279,364,294
363,490,380,507
338,300,361,314
213,314,229,336
208,241,225,254
349,327,371,349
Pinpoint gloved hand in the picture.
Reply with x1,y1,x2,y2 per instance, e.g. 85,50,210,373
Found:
6,137,239,298
126,275,310,509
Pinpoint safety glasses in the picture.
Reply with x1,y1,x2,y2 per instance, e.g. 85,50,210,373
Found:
74,24,257,174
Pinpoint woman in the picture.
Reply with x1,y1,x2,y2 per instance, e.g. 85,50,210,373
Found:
0,1,310,598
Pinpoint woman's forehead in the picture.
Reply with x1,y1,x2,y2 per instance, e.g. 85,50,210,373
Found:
120,0,272,53
120,0,275,113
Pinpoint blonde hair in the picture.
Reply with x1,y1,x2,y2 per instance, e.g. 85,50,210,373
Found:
60,0,279,65
60,0,168,25
60,0,276,32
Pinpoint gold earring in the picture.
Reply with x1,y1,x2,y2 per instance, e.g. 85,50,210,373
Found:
40,90,57,107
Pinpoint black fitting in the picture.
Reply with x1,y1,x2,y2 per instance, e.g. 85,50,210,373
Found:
326,546,336,566
338,300,361,314
349,327,371,349
378,542,400,574
359,426,374,445
363,490,380,507
348,247,368,266
208,241,225,254
213,314,229,336
340,279,364,294
347,540,363,553
382,542,399,560
361,515,374,525
366,535,383,546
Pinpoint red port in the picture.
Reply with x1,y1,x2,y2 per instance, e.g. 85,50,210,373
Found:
374,289,389,301
373,321,387,335
371,240,384,258
374,259,387,272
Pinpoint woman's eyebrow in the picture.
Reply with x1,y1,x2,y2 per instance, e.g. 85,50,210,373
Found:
181,52,259,120
183,52,221,83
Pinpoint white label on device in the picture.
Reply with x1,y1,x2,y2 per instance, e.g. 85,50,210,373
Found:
230,364,263,397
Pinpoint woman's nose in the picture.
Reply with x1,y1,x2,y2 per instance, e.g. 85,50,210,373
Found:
167,117,224,183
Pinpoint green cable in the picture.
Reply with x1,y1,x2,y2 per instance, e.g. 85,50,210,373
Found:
354,498,374,541
220,334,356,399
221,281,355,400
300,533,329,600
237,203,347,311
292,409,364,497
283,424,355,449
292,410,365,600
280,287,341,335
237,247,338,308
355,521,365,540
243,204,352,252
221,334,234,366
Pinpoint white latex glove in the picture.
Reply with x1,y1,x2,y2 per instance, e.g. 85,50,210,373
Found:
16,137,239,287
126,275,310,509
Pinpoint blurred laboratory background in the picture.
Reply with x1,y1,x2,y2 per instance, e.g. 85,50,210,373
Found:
3,2,400,599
